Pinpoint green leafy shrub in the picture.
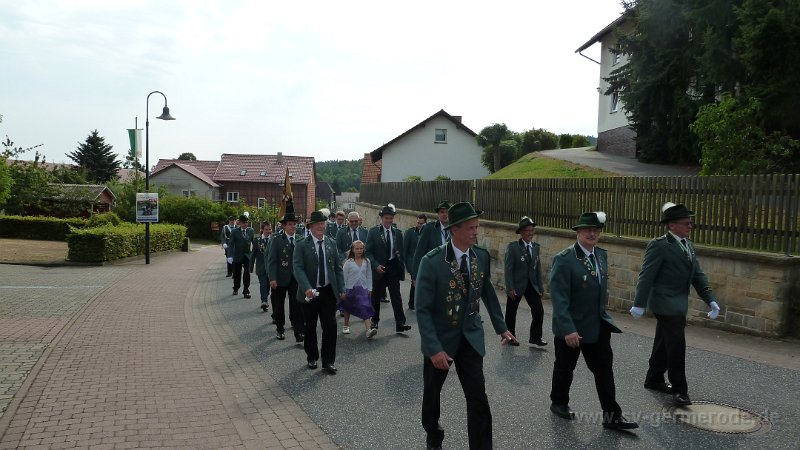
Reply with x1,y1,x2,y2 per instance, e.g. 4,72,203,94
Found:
86,212,122,228
67,223,186,263
159,195,228,239
0,215,88,240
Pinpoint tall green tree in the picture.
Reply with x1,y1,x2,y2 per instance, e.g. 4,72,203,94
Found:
607,0,702,164
68,130,120,183
477,123,518,172
177,152,197,160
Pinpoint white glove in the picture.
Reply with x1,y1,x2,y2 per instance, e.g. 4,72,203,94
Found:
227,257,233,264
630,306,645,319
223,243,228,249
707,301,720,319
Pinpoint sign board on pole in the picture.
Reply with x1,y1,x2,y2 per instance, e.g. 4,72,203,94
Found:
136,193,159,223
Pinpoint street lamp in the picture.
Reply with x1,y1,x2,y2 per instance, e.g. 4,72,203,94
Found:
145,91,175,264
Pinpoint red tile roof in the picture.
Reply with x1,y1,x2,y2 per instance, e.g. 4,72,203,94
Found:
151,159,219,179
361,153,381,184
214,153,315,184
152,162,220,187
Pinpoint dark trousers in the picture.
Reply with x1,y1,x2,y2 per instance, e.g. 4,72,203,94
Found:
272,278,303,335
408,276,416,308
302,285,337,365
256,273,270,302
504,282,543,341
232,257,250,293
550,324,621,418
647,314,688,395
371,260,406,328
422,336,492,450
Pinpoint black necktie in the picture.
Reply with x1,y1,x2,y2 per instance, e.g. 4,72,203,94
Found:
386,229,392,258
289,236,294,249
317,240,326,286
444,229,450,242
681,239,690,260
460,253,469,290
353,230,358,243
527,244,533,263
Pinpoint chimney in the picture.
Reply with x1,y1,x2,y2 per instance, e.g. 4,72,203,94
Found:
451,116,462,123
276,152,283,164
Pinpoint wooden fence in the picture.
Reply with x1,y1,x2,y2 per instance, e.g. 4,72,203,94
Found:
360,174,800,255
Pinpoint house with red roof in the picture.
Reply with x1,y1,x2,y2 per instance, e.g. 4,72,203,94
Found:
150,152,317,220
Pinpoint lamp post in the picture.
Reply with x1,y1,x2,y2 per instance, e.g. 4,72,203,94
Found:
145,91,175,264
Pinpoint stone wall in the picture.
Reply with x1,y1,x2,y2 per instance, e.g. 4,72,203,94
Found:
597,125,636,157
356,202,800,338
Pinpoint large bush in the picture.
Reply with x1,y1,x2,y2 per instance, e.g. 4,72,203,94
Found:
67,222,186,263
0,215,87,240
159,195,229,239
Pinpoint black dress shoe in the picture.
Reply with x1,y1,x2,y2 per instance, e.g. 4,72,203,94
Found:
396,324,412,333
509,340,520,346
276,332,285,340
426,445,442,450
322,364,337,374
233,290,238,296
260,302,269,312
644,381,673,394
307,360,318,369
529,338,548,346
603,416,639,430
226,273,232,277
243,292,251,299
380,297,390,303
295,333,305,343
550,403,575,420
673,393,692,406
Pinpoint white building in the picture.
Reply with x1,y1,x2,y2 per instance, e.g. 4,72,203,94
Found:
576,14,636,157
369,110,489,182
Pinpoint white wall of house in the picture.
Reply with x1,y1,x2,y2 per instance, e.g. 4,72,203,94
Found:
380,116,489,182
150,166,220,200
597,21,633,134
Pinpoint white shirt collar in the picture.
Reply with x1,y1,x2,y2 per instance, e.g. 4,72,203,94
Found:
577,242,594,257
285,233,295,240
451,243,472,262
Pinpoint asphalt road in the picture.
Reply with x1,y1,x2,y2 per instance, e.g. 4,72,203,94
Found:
538,148,700,177
217,269,800,450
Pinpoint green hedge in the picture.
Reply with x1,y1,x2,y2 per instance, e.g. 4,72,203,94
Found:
67,223,187,263
0,215,88,241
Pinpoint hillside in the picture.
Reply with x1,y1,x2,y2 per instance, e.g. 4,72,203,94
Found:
316,159,362,193
485,152,613,179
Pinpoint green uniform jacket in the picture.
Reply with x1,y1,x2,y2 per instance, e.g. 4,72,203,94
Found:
335,226,368,260
503,239,543,296
267,232,302,286
549,243,621,344
412,220,448,278
228,226,255,263
633,233,718,316
416,243,508,358
292,235,345,303
403,226,422,276
365,224,405,281
325,222,344,239
251,235,271,276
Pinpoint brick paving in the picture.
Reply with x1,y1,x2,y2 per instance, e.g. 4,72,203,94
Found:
0,248,335,449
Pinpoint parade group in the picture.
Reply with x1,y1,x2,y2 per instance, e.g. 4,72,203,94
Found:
220,199,722,450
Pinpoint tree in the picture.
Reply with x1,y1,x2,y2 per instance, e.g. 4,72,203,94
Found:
403,175,422,182
3,152,55,215
177,152,197,161
67,130,121,183
433,175,451,181
519,128,558,155
0,156,11,207
477,123,518,172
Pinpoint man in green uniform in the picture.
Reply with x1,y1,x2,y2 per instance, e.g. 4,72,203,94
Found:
267,210,305,342
228,214,255,298
403,213,427,310
503,216,545,347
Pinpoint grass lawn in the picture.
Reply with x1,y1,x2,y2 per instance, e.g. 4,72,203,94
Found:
485,152,614,179
0,238,68,265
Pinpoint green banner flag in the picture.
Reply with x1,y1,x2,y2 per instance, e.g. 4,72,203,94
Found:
127,129,142,160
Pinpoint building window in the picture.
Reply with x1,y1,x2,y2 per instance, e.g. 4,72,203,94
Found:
258,197,266,208
227,192,239,202
435,128,447,143
610,91,621,113
611,49,622,66
181,189,196,197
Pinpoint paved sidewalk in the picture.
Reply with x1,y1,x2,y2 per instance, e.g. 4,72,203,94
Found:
539,147,700,176
0,247,335,449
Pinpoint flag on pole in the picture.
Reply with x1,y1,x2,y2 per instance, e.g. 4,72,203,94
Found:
127,129,142,159
278,167,293,219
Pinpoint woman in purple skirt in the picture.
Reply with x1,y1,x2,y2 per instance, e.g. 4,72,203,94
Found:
340,240,377,339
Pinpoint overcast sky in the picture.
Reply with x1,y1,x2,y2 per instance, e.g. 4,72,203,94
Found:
0,0,624,167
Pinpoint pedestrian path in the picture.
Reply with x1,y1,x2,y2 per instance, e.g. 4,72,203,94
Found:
0,247,335,449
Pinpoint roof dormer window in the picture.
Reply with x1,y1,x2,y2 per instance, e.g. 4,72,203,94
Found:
239,170,247,176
